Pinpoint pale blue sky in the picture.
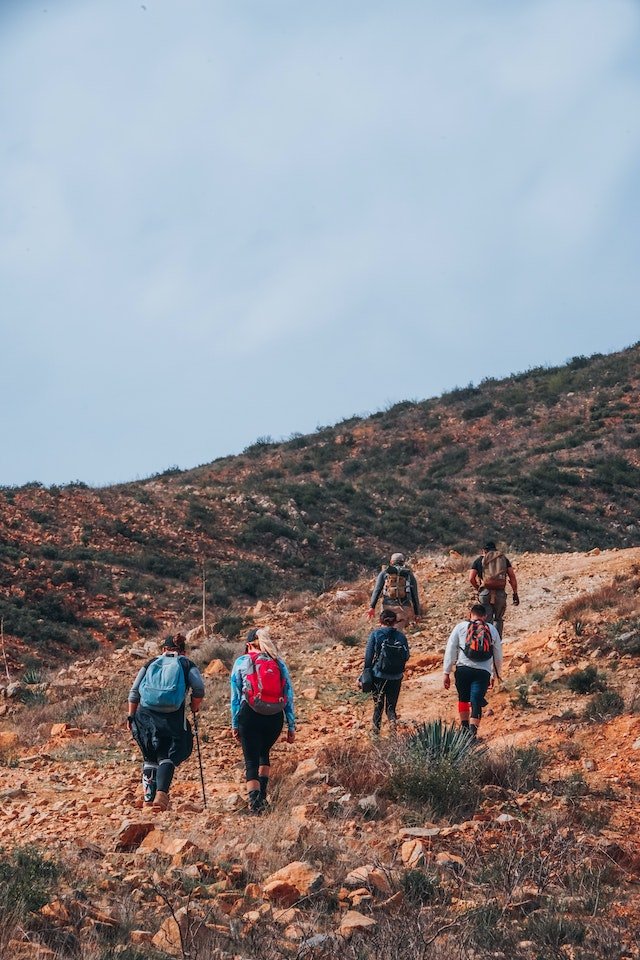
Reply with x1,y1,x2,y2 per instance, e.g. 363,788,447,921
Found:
1,0,639,486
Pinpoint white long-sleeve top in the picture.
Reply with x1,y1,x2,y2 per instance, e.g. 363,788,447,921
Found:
443,619,503,677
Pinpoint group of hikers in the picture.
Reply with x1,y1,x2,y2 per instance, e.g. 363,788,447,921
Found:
126,541,519,813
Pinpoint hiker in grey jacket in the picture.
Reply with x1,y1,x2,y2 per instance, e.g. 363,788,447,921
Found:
367,552,420,627
443,603,502,738
128,633,205,811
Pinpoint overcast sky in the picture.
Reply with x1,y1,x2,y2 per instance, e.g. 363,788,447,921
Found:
1,0,639,487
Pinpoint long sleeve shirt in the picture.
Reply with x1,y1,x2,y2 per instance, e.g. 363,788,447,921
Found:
369,569,420,615
230,654,296,731
443,620,503,677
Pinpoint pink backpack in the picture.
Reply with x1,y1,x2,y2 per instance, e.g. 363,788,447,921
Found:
244,652,287,715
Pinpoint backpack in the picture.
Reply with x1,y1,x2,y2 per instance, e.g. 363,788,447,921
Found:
243,652,287,715
384,565,410,601
376,630,408,675
483,551,508,588
139,655,189,711
463,620,494,662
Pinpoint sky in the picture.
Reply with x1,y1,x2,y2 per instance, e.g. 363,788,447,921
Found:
1,0,639,487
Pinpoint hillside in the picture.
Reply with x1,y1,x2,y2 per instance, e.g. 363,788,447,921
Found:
0,342,639,664
0,546,639,959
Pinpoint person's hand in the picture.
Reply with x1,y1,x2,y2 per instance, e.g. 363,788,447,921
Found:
287,730,296,744
490,678,495,689
126,716,135,737
443,675,451,690
513,593,520,606
367,608,375,620
232,728,240,741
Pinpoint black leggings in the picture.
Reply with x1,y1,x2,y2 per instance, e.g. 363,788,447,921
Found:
372,677,402,729
454,665,491,720
237,702,284,781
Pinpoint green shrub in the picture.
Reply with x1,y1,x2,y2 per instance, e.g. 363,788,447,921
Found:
481,744,546,792
401,869,440,905
584,690,625,722
390,721,483,818
213,614,246,640
0,846,61,920
566,666,607,695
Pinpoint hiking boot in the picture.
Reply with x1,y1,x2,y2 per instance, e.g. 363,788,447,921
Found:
248,789,264,814
152,791,170,812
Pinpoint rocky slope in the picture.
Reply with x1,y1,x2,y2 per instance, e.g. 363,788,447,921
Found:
1,546,639,959
1,343,639,666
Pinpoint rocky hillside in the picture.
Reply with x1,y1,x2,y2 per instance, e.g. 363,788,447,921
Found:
0,546,639,959
1,343,639,664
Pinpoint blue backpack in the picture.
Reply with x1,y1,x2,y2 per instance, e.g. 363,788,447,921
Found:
139,655,189,711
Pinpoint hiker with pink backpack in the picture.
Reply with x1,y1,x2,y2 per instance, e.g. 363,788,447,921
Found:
442,603,503,738
230,628,296,814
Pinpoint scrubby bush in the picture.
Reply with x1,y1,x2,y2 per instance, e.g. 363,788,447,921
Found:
584,690,625,722
390,721,483,818
481,744,546,792
566,665,607,695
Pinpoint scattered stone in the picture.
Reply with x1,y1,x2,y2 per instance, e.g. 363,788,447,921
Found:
338,910,377,937
291,758,325,783
582,759,597,772
203,659,227,677
401,840,426,867
114,820,155,852
357,794,379,816
301,687,318,700
263,861,325,906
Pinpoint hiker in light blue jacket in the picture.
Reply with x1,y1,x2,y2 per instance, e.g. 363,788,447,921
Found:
230,628,295,814
128,633,205,811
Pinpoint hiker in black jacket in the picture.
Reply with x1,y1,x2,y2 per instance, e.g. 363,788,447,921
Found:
128,634,205,812
363,609,410,734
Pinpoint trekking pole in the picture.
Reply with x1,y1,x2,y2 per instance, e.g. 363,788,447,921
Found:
192,709,207,809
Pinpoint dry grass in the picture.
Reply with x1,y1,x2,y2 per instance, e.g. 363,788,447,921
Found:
559,570,640,622
320,738,391,796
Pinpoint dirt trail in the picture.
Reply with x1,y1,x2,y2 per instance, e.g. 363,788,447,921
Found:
1,546,639,856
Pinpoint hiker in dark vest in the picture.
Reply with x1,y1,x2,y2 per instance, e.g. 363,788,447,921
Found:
469,541,519,638
363,608,410,735
128,633,205,812
367,552,420,627
443,603,503,738
230,628,296,814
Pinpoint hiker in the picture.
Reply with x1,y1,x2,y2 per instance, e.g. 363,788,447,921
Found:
443,603,503,738
367,552,420,627
469,541,519,638
128,633,205,812
363,608,410,734
230,627,296,814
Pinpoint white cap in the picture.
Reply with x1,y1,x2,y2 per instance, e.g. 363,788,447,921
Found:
390,552,405,565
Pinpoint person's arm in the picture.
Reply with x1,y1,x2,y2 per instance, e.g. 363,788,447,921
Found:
229,658,244,731
491,628,503,678
443,625,461,678
507,565,519,603
128,666,146,713
186,662,205,712
469,560,481,589
280,661,296,732
369,572,386,614
363,631,377,670
409,573,420,616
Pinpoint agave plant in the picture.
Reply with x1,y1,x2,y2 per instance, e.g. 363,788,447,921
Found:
407,719,484,766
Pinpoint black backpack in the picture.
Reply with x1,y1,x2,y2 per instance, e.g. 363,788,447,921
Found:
376,630,407,675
